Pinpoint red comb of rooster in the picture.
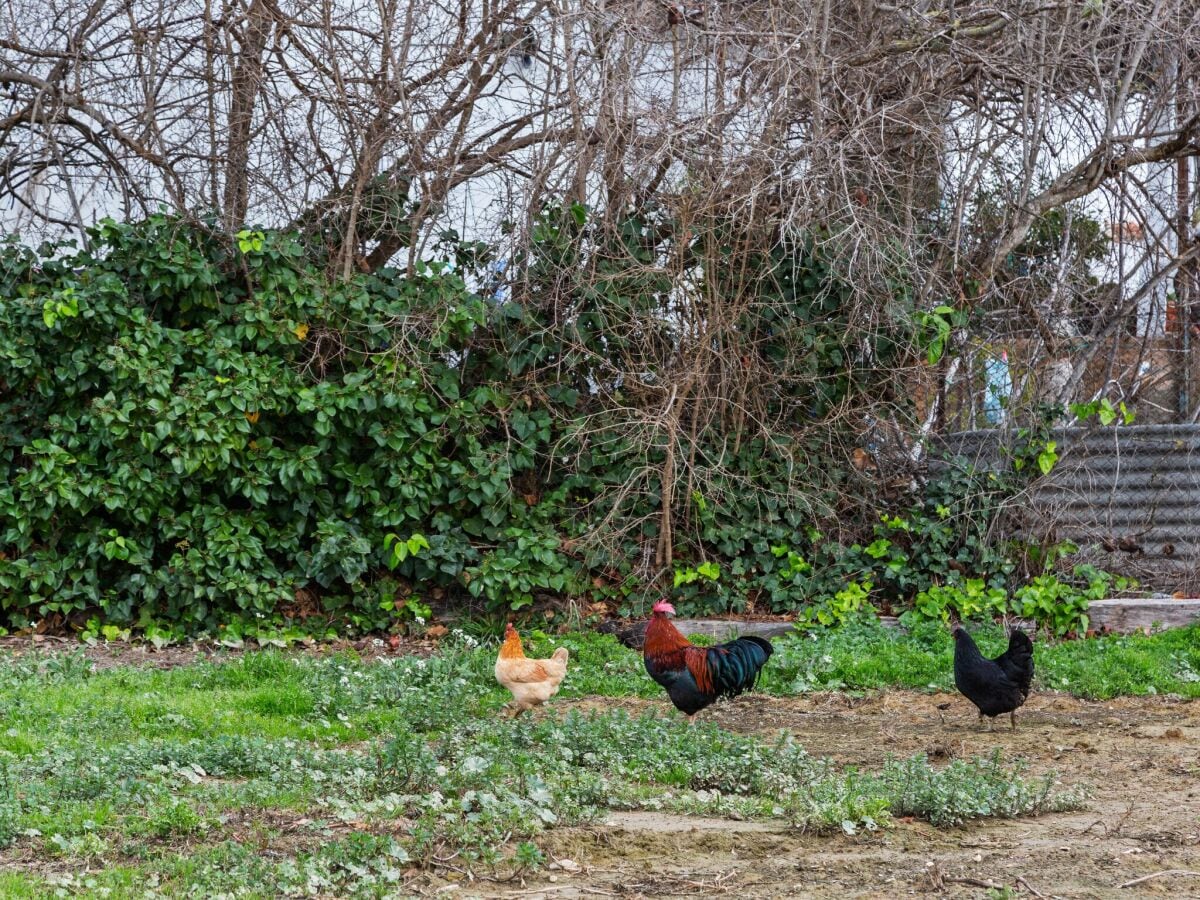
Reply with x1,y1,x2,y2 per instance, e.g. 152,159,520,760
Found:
652,600,676,615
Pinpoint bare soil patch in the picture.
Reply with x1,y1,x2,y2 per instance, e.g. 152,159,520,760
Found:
448,692,1200,899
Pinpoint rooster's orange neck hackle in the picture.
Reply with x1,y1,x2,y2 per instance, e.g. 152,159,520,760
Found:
648,602,686,652
644,599,714,694
499,623,526,660
644,601,688,654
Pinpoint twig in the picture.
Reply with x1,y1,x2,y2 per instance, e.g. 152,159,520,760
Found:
427,858,470,876
946,876,1004,890
1016,875,1046,898
681,883,734,897
1119,870,1200,889
503,888,615,898
1081,800,1135,838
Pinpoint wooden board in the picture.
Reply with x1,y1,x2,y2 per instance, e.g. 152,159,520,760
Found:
1087,598,1200,633
673,619,797,641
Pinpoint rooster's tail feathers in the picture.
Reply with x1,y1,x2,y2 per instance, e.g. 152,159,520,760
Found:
740,635,774,657
709,636,773,696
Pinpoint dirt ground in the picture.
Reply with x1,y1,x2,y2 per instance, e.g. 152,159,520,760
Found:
457,692,1200,900
2,639,1196,898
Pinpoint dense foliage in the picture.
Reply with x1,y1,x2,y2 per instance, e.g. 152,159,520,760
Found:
0,218,577,632
0,216,1108,634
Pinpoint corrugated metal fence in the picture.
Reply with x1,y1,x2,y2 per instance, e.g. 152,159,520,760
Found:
937,424,1200,592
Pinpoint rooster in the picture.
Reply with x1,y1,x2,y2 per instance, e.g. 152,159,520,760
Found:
642,599,773,721
494,623,569,716
952,626,1034,730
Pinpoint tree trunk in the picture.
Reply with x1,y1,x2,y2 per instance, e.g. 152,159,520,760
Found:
222,0,273,231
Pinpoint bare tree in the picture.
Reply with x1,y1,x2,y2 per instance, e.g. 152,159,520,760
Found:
4,0,1200,572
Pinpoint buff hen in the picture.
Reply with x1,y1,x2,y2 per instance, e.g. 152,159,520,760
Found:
494,623,569,716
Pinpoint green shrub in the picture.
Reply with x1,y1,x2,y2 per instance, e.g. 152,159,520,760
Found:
0,213,1125,633
0,214,914,630
0,218,576,631
904,565,1127,635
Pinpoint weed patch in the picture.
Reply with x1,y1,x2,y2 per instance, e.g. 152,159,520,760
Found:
3,625,1182,893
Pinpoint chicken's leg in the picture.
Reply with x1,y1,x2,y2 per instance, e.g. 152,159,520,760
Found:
1009,711,1017,731
501,702,526,719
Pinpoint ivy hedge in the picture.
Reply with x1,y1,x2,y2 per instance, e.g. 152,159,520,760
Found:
0,216,1099,635
1,219,575,632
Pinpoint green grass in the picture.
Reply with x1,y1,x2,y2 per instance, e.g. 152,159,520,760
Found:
1,620,1194,895
521,619,1200,700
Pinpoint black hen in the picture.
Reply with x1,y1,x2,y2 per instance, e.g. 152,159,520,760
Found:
643,600,773,718
952,626,1034,730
